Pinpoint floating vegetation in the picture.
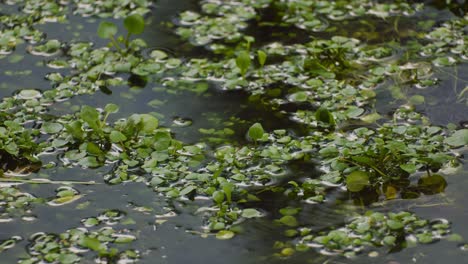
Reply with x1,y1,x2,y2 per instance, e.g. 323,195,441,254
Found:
275,211,457,258
0,0,466,263
0,187,41,222
19,210,139,263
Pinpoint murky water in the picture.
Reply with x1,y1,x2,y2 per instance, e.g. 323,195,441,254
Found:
0,0,467,264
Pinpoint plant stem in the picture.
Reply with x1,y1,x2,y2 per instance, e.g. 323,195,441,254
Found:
125,32,131,48
0,178,98,185
110,36,123,53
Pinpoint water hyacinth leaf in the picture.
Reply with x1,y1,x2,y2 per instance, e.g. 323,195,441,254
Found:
418,174,447,194
241,208,262,218
86,142,104,156
444,129,468,147
97,22,118,39
41,122,63,134
387,219,404,230
79,236,105,252
248,123,264,141
409,95,425,105
257,50,267,67
315,108,335,127
290,91,308,102
65,121,84,140
400,164,417,174
105,103,119,114
346,171,370,192
383,235,396,246
236,51,251,77
279,215,298,227
58,254,80,264
139,114,159,133
222,182,234,203
361,113,382,123
212,191,224,204
179,185,196,196
279,207,300,216
81,106,101,130
110,131,127,143
216,230,235,240
124,14,145,35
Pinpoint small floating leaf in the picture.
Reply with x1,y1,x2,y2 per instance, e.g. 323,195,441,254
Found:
409,95,425,105
241,208,262,219
79,236,105,252
418,174,447,194
279,216,298,227
444,129,468,147
346,171,370,192
41,122,63,134
387,220,404,230
216,230,235,240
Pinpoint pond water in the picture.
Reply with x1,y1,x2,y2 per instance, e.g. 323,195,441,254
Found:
0,0,467,264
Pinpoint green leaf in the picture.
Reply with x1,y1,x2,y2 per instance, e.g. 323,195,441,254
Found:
418,174,447,194
248,123,264,141
212,191,224,204
79,236,105,252
86,142,104,156
315,108,335,127
109,131,127,143
97,22,117,39
58,253,80,264
180,185,196,196
279,215,298,227
65,121,84,141
105,103,119,114
361,113,382,123
409,95,425,105
257,50,267,67
346,171,370,192
41,122,63,134
124,14,145,35
216,230,235,240
222,182,234,203
139,114,159,133
444,129,468,147
81,106,101,131
290,91,308,102
400,164,417,174
241,208,262,218
279,207,300,216
383,235,396,246
387,219,404,230
236,51,251,77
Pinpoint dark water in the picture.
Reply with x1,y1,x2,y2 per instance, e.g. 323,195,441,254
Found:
0,1,467,264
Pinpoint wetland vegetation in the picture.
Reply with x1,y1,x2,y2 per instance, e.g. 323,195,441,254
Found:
0,0,467,263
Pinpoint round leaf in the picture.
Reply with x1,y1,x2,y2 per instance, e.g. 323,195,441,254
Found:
97,22,117,39
346,171,370,192
124,14,145,35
